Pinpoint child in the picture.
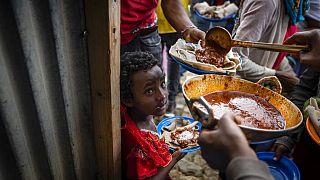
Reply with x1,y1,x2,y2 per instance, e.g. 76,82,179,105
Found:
120,51,184,179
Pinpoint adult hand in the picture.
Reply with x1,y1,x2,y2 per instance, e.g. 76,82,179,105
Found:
275,70,299,92
284,29,320,70
161,0,205,44
182,27,205,44
198,112,257,172
270,143,291,161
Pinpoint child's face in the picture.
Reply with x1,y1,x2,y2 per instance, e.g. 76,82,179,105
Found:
129,65,168,117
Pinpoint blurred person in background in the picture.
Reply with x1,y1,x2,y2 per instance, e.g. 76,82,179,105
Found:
287,0,320,75
298,0,320,30
232,0,309,95
156,0,189,114
120,0,205,63
276,30,320,180
270,1,319,166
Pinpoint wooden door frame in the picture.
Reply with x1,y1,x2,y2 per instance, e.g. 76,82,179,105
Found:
84,0,121,179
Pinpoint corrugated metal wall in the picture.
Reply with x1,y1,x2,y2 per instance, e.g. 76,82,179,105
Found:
0,0,96,179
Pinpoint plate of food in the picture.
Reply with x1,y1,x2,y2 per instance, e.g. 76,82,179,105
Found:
304,97,320,146
257,152,300,180
195,10,235,22
193,1,238,22
306,117,320,145
169,39,241,75
171,55,229,75
157,116,202,153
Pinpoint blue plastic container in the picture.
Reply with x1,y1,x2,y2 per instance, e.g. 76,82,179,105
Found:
257,152,300,180
250,139,275,152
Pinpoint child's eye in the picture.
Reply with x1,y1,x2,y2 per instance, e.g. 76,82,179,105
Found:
145,88,154,95
161,81,166,88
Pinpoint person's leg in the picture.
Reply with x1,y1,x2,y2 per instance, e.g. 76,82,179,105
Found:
166,54,181,113
162,32,181,113
139,30,163,63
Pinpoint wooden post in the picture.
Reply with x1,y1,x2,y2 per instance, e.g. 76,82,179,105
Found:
84,0,121,179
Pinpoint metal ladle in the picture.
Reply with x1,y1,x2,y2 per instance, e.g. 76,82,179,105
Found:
205,26,310,55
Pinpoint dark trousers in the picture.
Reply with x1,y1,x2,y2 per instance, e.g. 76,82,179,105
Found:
160,32,181,105
121,30,162,63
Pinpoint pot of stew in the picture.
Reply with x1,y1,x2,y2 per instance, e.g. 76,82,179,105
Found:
182,74,303,142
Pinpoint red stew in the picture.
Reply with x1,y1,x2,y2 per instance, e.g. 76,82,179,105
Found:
195,47,225,67
205,91,285,130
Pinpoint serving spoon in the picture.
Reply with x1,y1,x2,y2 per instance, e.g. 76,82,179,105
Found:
189,96,216,128
205,26,310,55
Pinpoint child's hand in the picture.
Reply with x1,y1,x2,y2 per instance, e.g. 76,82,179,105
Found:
172,149,186,162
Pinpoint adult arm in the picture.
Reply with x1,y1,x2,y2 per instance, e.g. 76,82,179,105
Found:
237,56,276,82
233,0,277,81
226,157,274,180
162,0,205,43
272,69,320,160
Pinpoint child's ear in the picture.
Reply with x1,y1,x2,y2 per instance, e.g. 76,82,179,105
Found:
122,98,134,108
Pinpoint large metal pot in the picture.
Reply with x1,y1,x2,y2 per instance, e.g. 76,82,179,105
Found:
182,74,303,142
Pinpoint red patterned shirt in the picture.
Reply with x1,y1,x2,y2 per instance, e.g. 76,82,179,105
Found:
121,106,172,179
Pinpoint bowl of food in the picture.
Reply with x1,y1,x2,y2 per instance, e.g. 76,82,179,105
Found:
193,1,238,22
182,74,303,142
195,10,236,22
157,116,202,153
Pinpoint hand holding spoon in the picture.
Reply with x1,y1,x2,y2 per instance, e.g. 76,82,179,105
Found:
205,26,310,55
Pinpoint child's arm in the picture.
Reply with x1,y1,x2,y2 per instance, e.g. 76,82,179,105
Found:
147,150,185,180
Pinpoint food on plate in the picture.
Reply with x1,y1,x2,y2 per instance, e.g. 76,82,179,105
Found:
193,1,238,19
169,39,241,74
305,97,320,137
201,91,285,130
195,47,225,67
161,118,200,149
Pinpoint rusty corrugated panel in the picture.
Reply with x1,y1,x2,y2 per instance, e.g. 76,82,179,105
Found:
0,0,96,179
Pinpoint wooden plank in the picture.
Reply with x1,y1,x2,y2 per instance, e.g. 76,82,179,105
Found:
84,0,121,179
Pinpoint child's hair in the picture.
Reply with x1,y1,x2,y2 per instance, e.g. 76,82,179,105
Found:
120,51,161,101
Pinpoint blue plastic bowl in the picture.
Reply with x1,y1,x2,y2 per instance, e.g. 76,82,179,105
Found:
250,139,275,152
157,116,202,153
257,152,300,180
